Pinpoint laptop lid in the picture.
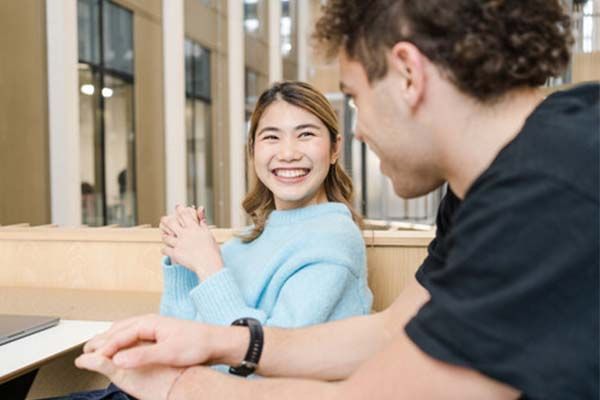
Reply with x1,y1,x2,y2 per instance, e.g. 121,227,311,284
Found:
0,314,60,346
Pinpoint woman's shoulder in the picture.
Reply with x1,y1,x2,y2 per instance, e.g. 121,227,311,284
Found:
297,204,364,247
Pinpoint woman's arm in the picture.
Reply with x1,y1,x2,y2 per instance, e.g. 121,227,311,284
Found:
159,257,198,319
188,261,368,327
158,206,223,319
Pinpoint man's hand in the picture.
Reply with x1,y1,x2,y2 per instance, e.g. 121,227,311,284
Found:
75,350,185,400
160,205,224,280
82,314,234,369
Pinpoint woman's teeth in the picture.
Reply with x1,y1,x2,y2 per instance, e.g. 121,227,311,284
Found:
274,169,309,178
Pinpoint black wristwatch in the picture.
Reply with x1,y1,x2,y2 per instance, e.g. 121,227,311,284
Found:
229,317,264,377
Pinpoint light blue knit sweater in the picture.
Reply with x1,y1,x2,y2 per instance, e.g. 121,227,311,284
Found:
160,202,373,328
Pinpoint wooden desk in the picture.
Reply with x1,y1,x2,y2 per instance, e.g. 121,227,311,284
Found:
0,319,111,384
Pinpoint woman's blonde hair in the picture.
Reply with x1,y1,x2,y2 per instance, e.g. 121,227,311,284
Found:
240,81,361,242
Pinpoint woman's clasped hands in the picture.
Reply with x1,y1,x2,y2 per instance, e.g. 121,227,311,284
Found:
159,205,224,281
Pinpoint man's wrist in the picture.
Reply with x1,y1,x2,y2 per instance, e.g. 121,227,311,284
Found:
209,325,250,366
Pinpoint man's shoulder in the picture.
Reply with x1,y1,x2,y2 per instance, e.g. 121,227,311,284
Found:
488,83,599,200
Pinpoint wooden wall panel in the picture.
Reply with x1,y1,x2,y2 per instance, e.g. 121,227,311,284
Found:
366,246,426,311
134,15,166,226
0,227,434,312
185,0,228,50
0,0,50,225
573,52,600,83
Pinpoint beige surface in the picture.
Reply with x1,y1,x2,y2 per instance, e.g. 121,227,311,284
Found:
0,0,51,225
134,11,167,226
573,52,600,83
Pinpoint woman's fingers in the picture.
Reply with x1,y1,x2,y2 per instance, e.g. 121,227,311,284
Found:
176,205,199,228
161,234,177,248
160,215,183,236
159,216,177,236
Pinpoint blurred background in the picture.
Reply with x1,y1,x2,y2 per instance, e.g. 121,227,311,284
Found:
0,0,598,229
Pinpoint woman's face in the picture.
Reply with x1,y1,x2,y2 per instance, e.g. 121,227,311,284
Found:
253,100,340,210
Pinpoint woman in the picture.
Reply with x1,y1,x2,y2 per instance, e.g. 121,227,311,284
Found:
158,80,372,329
50,81,372,399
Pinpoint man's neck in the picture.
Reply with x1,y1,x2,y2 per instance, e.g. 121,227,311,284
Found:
434,87,545,199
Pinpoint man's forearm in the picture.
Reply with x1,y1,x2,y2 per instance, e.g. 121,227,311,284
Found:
169,365,340,400
210,276,428,381
211,312,388,381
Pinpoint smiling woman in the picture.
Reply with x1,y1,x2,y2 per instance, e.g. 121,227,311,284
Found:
242,81,361,242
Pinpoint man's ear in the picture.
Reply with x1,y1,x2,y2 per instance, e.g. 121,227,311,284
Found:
389,41,426,109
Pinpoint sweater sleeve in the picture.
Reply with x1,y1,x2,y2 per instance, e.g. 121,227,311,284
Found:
188,262,364,327
159,256,199,320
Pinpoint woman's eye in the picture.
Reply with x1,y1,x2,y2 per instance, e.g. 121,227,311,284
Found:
262,135,278,141
299,131,315,138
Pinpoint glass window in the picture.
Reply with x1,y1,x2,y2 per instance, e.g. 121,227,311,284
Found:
77,0,100,64
78,0,136,226
185,39,214,224
103,74,136,225
103,1,134,74
79,64,103,226
576,0,599,53
245,68,259,104
193,45,211,99
244,0,260,33
281,0,292,56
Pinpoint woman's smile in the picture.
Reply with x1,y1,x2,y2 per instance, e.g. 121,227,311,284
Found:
271,167,311,183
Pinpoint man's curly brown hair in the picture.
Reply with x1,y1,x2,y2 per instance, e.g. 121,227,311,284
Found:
314,0,574,102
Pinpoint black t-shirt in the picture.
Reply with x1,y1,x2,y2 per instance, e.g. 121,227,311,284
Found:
405,83,599,400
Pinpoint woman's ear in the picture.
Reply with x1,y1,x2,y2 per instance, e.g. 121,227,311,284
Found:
331,135,342,164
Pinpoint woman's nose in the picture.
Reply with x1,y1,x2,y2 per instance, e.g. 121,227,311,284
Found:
277,138,301,161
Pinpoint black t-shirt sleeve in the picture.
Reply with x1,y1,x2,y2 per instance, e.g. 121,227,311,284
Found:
406,172,599,399
415,188,461,287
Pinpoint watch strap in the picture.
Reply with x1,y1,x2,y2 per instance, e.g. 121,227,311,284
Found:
229,318,263,377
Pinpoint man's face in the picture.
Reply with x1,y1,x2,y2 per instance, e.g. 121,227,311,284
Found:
339,50,444,198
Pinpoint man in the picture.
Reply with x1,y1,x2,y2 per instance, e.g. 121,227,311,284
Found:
76,1,599,399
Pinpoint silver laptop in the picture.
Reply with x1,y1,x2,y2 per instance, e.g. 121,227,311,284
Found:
0,314,60,346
